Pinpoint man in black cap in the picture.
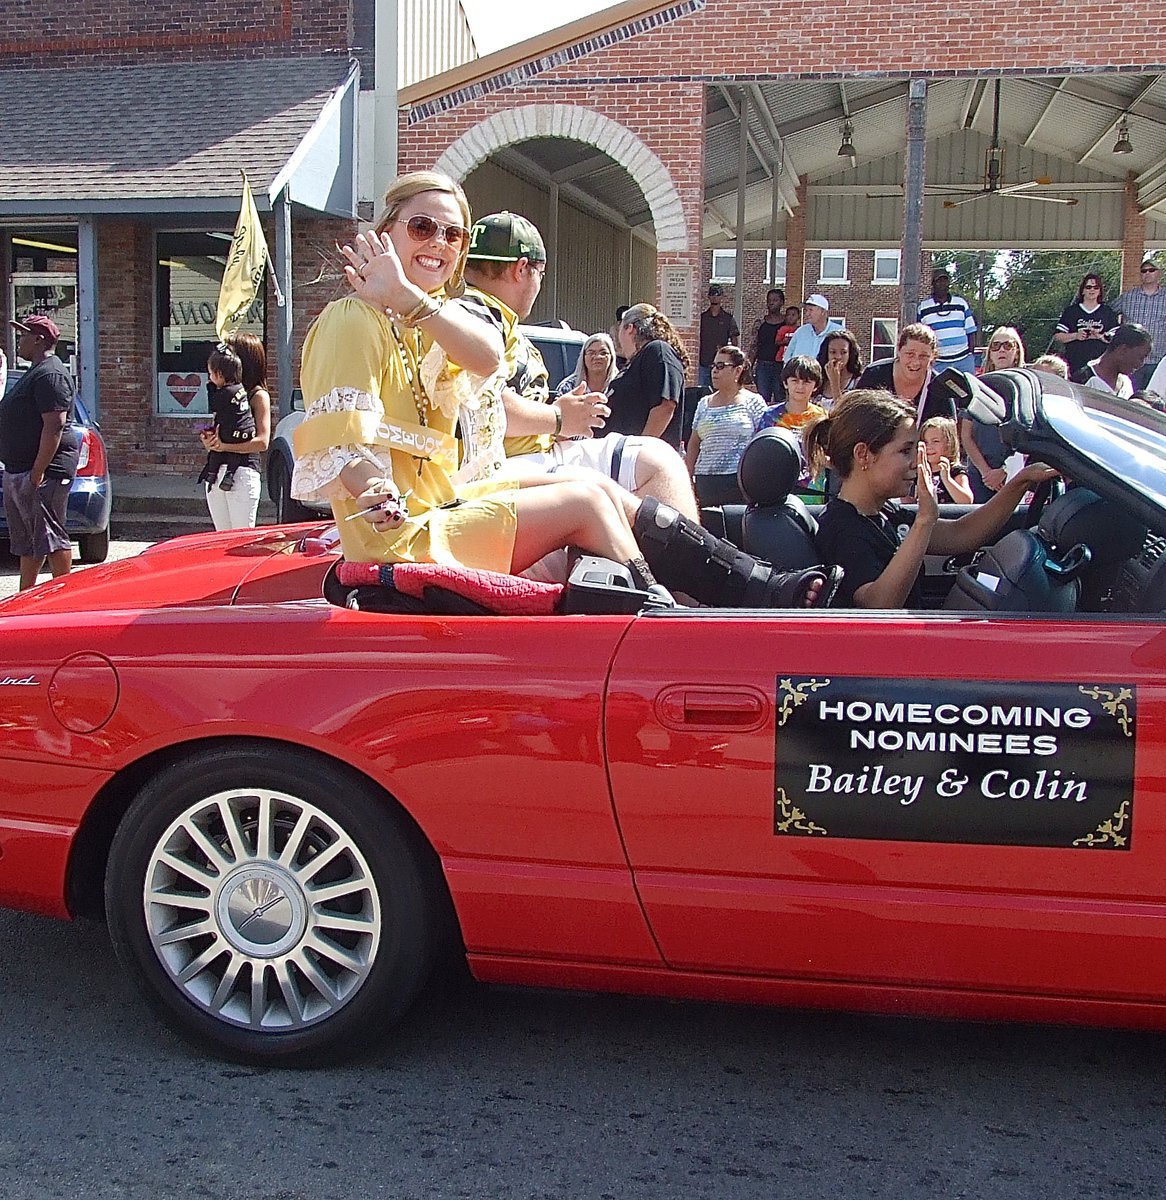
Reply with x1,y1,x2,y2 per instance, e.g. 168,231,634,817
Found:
698,283,739,388
0,315,79,590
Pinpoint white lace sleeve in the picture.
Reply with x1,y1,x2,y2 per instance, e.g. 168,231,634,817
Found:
289,385,397,503
419,340,503,420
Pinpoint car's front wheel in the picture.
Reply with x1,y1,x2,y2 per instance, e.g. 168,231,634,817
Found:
105,746,437,1064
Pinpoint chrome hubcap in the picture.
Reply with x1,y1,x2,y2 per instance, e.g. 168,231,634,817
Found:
143,789,381,1032
217,864,307,957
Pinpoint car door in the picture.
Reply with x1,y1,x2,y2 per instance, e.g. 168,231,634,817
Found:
604,608,1166,1002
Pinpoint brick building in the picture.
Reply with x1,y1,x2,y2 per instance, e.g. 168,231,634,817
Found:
0,0,359,476
397,0,1166,376
703,248,915,365
3,1,1164,478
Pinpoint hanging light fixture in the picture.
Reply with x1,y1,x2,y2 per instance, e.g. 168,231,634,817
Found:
837,120,856,159
1113,118,1134,155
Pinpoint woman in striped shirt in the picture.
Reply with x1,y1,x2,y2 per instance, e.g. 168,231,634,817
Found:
684,346,767,506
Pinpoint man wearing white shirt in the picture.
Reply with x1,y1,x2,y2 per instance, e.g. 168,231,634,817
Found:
1072,323,1151,399
783,293,840,363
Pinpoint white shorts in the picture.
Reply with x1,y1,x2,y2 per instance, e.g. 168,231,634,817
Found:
515,435,642,492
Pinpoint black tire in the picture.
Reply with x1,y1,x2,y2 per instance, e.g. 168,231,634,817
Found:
105,746,437,1065
268,454,314,524
78,527,110,564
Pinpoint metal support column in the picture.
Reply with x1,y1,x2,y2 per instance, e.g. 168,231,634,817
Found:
769,168,781,288
734,87,750,340
77,216,99,420
373,0,399,208
275,188,294,419
901,79,927,328
547,183,560,320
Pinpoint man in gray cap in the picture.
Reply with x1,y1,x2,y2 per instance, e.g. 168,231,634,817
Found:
0,315,79,590
1113,257,1166,388
460,211,699,518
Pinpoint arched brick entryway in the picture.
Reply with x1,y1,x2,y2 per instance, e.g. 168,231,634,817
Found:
433,104,688,252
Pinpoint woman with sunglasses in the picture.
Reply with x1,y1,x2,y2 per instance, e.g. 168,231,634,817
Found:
684,346,766,506
1053,274,1118,378
291,172,834,607
556,332,619,397
963,327,1025,501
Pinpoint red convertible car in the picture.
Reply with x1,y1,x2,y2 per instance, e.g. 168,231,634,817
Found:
0,369,1163,1064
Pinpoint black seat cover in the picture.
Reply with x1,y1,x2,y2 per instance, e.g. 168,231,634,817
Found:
733,428,824,570
944,529,1080,613
1037,487,1147,609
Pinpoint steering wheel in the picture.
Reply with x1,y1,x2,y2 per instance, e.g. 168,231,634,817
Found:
1025,475,1065,529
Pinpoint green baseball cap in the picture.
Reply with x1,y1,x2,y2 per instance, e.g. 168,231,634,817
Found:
467,211,546,263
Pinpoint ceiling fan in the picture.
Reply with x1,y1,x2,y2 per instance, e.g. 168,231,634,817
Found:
865,79,1079,207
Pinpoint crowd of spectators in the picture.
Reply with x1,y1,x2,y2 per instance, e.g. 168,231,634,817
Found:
543,254,1166,607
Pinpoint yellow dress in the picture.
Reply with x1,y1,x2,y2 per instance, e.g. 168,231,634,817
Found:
292,297,518,570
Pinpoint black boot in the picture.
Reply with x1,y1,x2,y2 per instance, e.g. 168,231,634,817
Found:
633,498,841,608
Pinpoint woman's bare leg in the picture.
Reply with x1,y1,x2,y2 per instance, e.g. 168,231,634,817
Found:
509,479,642,574
513,469,824,605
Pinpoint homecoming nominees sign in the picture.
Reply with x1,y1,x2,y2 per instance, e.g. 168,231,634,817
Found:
774,677,1135,849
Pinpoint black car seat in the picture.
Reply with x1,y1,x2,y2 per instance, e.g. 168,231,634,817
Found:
1036,487,1147,611
943,517,1092,614
732,428,824,570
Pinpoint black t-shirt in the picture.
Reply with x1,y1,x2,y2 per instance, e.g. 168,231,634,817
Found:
856,358,956,423
934,462,969,504
699,308,739,366
755,319,782,363
815,497,922,608
1056,302,1119,375
607,340,685,445
0,355,79,477
206,382,259,473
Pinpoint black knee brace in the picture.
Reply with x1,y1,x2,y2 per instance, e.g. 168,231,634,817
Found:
632,497,839,608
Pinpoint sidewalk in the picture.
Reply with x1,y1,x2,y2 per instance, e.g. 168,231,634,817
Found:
111,473,276,541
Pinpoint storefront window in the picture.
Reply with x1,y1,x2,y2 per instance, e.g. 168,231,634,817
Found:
155,232,265,417
10,229,78,372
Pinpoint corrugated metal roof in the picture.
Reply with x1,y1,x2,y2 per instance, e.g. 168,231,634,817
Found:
0,57,354,212
400,0,478,89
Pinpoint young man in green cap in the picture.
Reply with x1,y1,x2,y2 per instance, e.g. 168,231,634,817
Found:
460,211,699,518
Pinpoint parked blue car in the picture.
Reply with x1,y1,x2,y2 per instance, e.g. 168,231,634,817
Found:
0,376,112,563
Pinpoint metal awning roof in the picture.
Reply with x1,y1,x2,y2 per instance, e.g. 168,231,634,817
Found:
465,71,1166,249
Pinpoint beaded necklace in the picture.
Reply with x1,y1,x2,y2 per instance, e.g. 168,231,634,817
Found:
389,320,432,487
390,321,430,426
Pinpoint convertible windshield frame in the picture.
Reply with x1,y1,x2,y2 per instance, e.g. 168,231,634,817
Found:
1028,390,1166,532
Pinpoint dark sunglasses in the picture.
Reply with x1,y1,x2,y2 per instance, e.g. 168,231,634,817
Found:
395,214,469,249
1143,265,1160,273
989,340,1017,351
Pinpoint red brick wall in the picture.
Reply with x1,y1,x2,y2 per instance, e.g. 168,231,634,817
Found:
400,79,707,370
703,249,902,365
0,0,349,65
399,0,1165,378
98,222,166,475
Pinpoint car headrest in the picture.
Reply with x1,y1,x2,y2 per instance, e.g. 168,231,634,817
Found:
737,427,803,508
1036,487,1147,566
930,367,1046,431
978,369,1042,429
